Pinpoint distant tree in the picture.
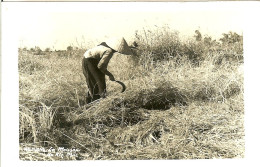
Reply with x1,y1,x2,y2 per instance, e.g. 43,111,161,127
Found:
22,47,27,51
220,32,243,44
30,48,35,52
194,30,202,41
67,46,73,57
34,46,43,55
45,48,51,52
203,36,212,46
67,46,73,52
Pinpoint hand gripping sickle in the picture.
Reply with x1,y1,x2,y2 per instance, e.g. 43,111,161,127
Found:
108,72,126,93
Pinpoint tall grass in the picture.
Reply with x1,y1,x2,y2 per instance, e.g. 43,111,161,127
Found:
19,27,244,160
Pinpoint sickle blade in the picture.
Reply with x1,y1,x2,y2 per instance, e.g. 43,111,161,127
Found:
115,80,126,93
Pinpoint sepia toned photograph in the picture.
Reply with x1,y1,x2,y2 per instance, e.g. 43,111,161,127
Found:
3,1,248,162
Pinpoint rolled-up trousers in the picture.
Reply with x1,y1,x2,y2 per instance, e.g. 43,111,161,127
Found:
82,57,106,103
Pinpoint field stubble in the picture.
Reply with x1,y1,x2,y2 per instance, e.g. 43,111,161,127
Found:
19,31,244,160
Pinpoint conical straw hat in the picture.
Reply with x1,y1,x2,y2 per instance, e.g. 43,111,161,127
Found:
105,37,133,55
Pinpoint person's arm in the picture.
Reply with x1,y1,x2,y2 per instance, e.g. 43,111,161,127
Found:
104,70,115,81
97,49,115,81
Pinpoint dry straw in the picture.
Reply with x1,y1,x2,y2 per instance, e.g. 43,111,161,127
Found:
19,27,244,160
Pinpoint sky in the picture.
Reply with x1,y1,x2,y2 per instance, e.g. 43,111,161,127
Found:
15,2,244,50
